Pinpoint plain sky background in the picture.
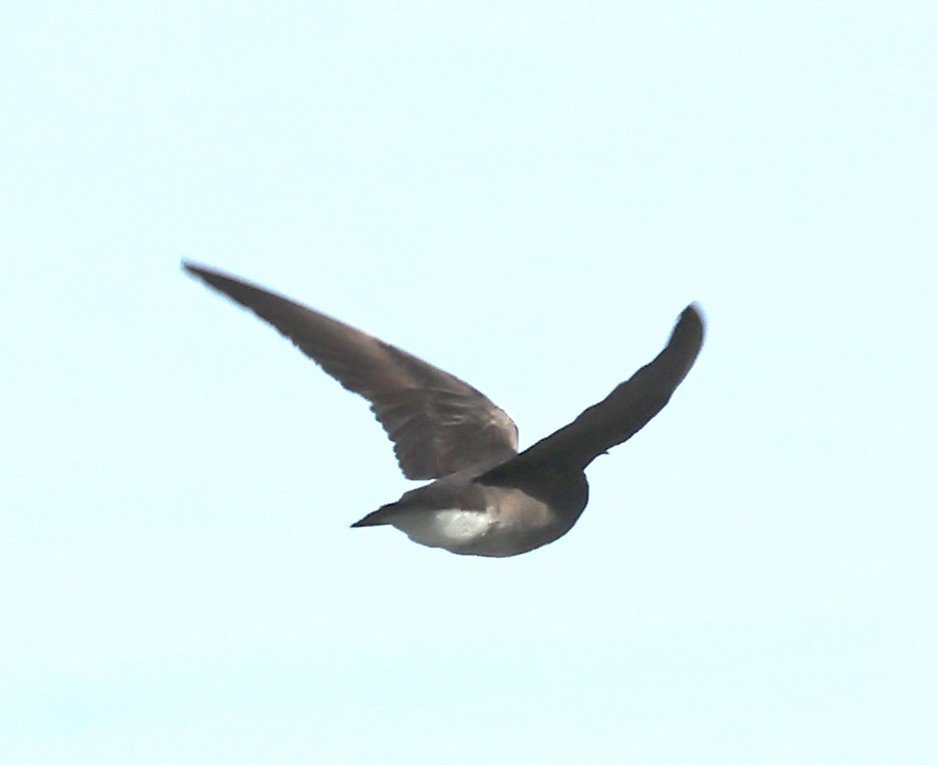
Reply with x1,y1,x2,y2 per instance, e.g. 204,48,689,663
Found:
2,1,935,763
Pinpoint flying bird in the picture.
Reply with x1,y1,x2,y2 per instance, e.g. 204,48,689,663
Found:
184,262,704,557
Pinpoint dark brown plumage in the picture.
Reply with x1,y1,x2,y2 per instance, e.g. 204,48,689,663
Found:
184,261,704,557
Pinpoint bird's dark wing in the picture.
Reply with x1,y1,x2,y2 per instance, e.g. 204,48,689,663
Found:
184,262,518,480
479,304,703,482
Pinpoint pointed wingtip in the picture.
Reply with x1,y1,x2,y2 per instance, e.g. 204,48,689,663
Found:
683,301,705,324
181,261,259,301
677,302,706,345
661,302,705,388
181,259,213,280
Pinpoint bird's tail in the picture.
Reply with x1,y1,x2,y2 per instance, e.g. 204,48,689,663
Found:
350,502,404,528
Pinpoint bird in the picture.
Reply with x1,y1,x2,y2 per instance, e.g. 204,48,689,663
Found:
183,261,704,557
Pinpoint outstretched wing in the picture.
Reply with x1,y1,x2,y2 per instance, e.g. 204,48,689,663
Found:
184,262,518,480
480,304,703,481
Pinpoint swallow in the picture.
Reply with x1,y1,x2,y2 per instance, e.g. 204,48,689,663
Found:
184,262,704,557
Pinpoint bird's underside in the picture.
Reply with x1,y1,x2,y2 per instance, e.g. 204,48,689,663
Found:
184,261,705,557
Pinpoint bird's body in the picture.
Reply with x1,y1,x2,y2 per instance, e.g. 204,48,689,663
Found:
184,262,704,557
359,465,588,557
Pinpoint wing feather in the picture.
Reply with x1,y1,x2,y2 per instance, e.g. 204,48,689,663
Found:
184,262,518,479
479,304,703,482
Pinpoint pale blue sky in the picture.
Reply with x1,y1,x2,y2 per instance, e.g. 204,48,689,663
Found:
2,1,935,763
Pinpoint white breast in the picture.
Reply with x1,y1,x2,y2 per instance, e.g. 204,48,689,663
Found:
392,508,496,551
388,489,563,556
